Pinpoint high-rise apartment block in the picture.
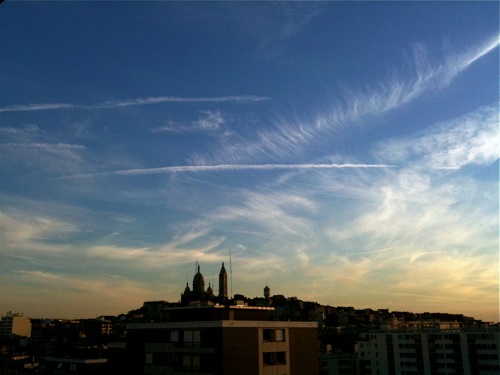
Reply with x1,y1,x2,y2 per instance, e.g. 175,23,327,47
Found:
0,311,31,338
356,326,499,375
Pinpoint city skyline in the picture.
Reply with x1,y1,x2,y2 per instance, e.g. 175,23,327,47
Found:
0,2,498,322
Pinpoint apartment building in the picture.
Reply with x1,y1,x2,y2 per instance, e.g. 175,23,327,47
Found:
356,326,499,375
0,311,31,338
121,304,320,375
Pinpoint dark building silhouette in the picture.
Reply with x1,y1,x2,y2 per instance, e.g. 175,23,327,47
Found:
113,265,321,375
218,262,228,299
123,305,320,375
264,285,270,300
192,265,205,294
181,263,228,305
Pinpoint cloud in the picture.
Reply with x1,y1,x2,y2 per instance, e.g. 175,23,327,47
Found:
0,142,86,176
376,104,499,169
209,190,317,238
320,106,499,255
441,34,500,86
152,110,227,133
0,211,77,248
58,163,394,180
1,142,85,152
195,110,226,130
233,103,497,317
296,246,498,318
0,103,79,113
0,95,270,113
115,163,393,175
0,124,41,138
86,229,226,267
210,34,499,162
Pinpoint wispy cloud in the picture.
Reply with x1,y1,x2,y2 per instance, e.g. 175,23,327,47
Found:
152,110,227,133
375,104,499,169
86,228,217,263
0,142,86,176
0,124,41,137
211,34,499,162
340,34,500,118
0,95,270,113
1,143,85,152
0,103,79,113
0,211,78,249
320,106,499,251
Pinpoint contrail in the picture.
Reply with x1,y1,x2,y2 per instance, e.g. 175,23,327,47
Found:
0,103,80,113
61,163,395,179
0,95,270,113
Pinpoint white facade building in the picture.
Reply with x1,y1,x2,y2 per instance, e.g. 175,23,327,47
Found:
0,311,32,338
356,326,499,375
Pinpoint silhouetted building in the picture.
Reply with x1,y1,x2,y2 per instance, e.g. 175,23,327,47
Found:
193,266,205,294
121,304,320,375
264,285,270,300
218,262,228,299
181,264,228,305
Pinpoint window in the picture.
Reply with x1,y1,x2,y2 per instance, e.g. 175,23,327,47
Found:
263,352,273,365
145,353,153,364
263,352,287,365
276,352,286,364
263,329,272,341
275,329,285,342
153,353,179,366
182,354,200,370
170,330,179,342
184,330,201,347
263,328,286,342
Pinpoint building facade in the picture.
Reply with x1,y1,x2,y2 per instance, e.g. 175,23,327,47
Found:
356,327,499,375
0,311,31,338
122,305,320,375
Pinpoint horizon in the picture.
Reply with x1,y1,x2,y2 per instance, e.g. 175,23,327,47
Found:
9,290,498,325
0,2,498,323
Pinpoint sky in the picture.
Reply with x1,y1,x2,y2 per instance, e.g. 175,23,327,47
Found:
0,2,498,322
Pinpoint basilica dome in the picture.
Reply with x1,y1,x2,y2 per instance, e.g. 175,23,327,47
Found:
193,265,205,293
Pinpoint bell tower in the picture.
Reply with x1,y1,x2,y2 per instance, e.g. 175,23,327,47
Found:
218,262,228,299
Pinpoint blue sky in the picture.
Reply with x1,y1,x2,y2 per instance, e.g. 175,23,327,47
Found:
0,2,498,321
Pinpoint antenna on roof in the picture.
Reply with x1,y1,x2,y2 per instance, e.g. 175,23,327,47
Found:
229,248,233,298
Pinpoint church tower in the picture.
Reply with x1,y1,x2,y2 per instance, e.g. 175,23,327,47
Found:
264,285,270,300
218,262,228,299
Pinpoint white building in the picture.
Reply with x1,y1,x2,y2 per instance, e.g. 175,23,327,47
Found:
0,311,32,338
356,325,499,375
